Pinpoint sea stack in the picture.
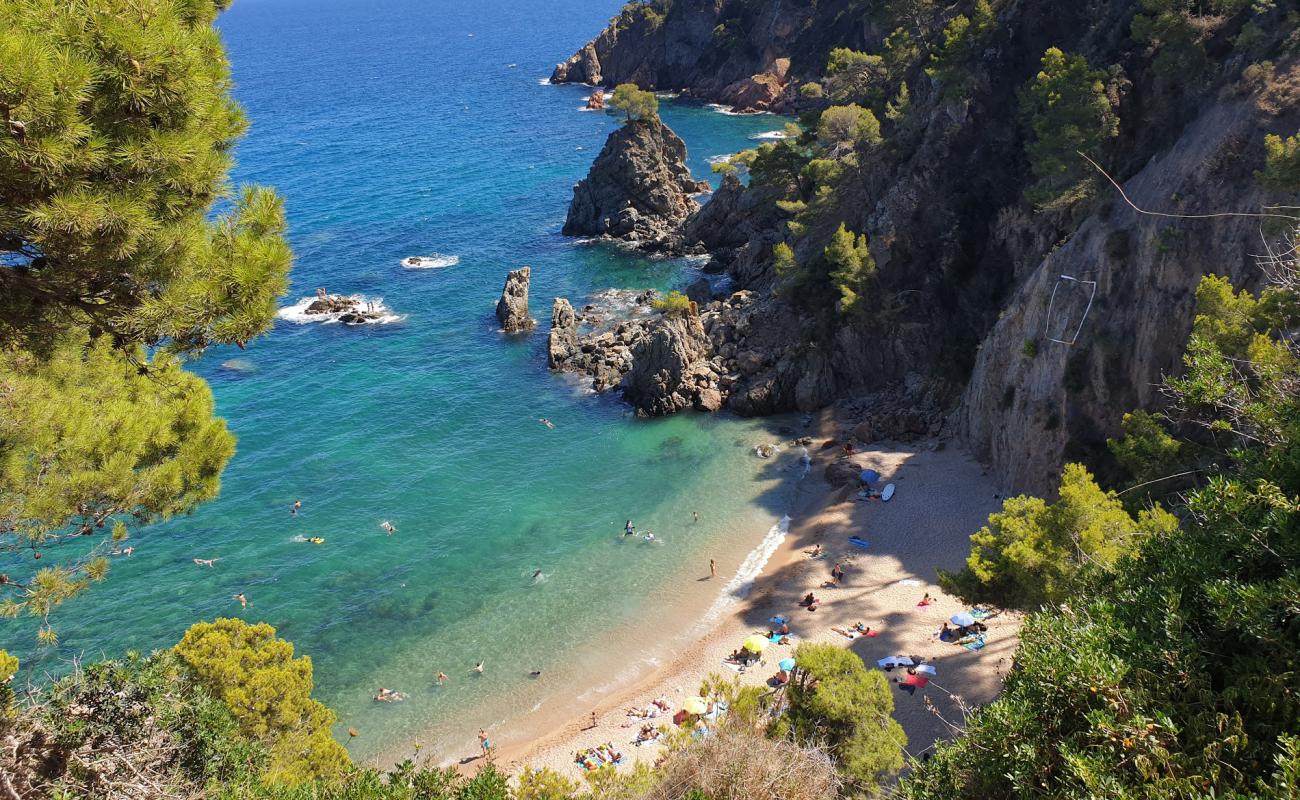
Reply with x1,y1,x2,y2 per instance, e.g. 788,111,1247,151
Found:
562,117,710,251
586,88,606,110
547,298,579,367
496,266,536,333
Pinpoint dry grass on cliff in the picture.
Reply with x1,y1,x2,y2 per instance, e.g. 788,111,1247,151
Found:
635,727,840,800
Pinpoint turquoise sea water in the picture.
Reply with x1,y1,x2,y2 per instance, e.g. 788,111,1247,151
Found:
6,0,805,763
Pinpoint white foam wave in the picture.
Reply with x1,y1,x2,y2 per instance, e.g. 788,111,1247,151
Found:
749,130,789,141
401,254,458,269
276,295,405,326
537,78,552,86
706,103,770,117
695,514,791,633
706,153,735,165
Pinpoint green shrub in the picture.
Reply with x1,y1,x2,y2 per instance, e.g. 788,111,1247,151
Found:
1257,130,1300,192
823,224,877,314
799,81,825,98
925,0,997,99
824,48,888,105
610,83,659,122
780,643,906,788
652,290,694,316
175,618,350,785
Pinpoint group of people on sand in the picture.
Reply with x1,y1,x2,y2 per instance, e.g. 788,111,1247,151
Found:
575,742,622,771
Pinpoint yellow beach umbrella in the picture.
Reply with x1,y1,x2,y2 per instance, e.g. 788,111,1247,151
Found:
742,634,768,653
683,696,709,715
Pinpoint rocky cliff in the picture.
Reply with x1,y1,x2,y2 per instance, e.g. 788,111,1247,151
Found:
496,267,535,333
563,116,710,250
555,0,1300,493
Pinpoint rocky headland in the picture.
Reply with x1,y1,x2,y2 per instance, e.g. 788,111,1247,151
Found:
550,0,1300,495
562,116,710,252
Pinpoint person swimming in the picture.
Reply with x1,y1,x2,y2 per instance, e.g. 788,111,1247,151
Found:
473,661,484,674
380,521,396,535
291,500,301,516
539,418,554,429
532,569,543,580
643,531,655,542
624,520,635,536
193,558,219,568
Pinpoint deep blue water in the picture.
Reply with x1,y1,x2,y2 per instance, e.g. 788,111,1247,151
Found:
5,0,802,763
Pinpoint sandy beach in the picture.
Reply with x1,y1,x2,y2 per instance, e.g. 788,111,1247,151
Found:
489,431,1020,777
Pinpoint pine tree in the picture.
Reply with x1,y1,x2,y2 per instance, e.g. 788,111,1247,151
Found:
823,223,877,314
0,0,290,641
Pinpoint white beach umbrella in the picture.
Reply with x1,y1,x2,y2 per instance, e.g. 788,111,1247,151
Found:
950,612,976,627
914,664,937,677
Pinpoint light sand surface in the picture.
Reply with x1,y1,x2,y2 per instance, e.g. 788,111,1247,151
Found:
490,437,1021,777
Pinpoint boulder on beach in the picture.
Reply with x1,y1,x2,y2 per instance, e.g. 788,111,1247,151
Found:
496,266,536,333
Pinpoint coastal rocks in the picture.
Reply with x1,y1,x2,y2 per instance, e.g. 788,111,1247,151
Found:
718,60,790,113
552,41,603,85
547,298,580,367
824,457,867,487
496,267,536,333
562,117,710,251
622,311,711,415
289,288,393,325
585,89,606,110
305,289,359,315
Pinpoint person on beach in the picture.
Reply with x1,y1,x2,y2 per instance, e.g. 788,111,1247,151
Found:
918,592,933,607
831,562,845,584
234,592,248,608
624,520,635,536
587,711,598,729
436,671,448,686
709,558,716,578
478,729,492,757
473,661,484,674
291,500,301,516
805,543,822,557
193,558,219,567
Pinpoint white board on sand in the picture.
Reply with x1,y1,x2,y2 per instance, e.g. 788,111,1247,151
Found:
881,483,896,502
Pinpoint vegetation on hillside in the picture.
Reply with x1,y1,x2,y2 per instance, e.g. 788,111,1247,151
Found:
610,84,660,122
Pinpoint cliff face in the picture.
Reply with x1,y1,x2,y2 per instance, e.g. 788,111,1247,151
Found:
557,0,1300,492
563,116,710,249
551,0,820,111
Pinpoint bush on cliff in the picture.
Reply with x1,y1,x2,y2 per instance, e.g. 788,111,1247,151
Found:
907,261,1300,798
939,463,1176,610
175,618,350,784
776,643,906,789
610,84,660,122
1258,129,1300,192
652,290,694,316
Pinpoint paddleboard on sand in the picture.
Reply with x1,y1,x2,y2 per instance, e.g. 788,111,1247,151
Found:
881,483,896,502
848,536,870,549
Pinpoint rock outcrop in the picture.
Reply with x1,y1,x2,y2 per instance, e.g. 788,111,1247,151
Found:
585,89,606,110
547,298,579,367
563,117,710,250
622,311,711,415
495,267,535,333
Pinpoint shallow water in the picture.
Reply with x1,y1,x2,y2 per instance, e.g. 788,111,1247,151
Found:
4,0,802,763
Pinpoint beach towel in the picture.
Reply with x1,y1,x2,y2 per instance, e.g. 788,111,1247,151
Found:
970,607,992,619
962,636,986,651
903,674,930,688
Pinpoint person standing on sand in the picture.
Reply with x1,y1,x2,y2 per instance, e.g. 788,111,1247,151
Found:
709,558,716,578
831,562,844,584
478,729,492,758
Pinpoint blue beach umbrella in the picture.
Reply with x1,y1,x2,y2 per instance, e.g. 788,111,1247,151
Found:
859,469,881,485
778,657,796,672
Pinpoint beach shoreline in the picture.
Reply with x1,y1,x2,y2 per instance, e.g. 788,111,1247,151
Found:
475,428,1022,777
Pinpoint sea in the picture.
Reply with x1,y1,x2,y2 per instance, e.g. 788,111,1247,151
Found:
5,0,810,764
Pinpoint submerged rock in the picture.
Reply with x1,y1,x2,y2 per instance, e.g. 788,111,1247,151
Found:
562,117,710,251
586,88,606,110
496,266,536,333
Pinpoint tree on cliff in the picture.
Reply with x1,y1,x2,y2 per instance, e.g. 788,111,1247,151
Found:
777,643,906,789
175,618,349,784
1020,47,1120,206
939,463,1176,610
824,223,877,315
925,0,997,100
907,259,1300,798
609,83,659,122
0,0,290,642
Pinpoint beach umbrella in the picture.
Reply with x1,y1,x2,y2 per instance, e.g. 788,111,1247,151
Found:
683,696,709,715
914,663,937,677
742,634,768,653
950,612,976,627
877,656,915,669
859,469,881,485
778,657,796,672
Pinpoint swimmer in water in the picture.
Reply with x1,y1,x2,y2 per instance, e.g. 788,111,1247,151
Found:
436,672,448,685
473,661,484,674
234,593,248,608
693,511,699,523
291,500,301,516
532,569,543,580
193,558,220,568
624,520,635,536
529,669,542,678
643,531,655,542
539,418,554,429
381,521,396,535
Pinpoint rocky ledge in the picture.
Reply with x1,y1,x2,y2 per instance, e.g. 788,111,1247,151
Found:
547,287,839,417
562,117,710,252
303,289,388,325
